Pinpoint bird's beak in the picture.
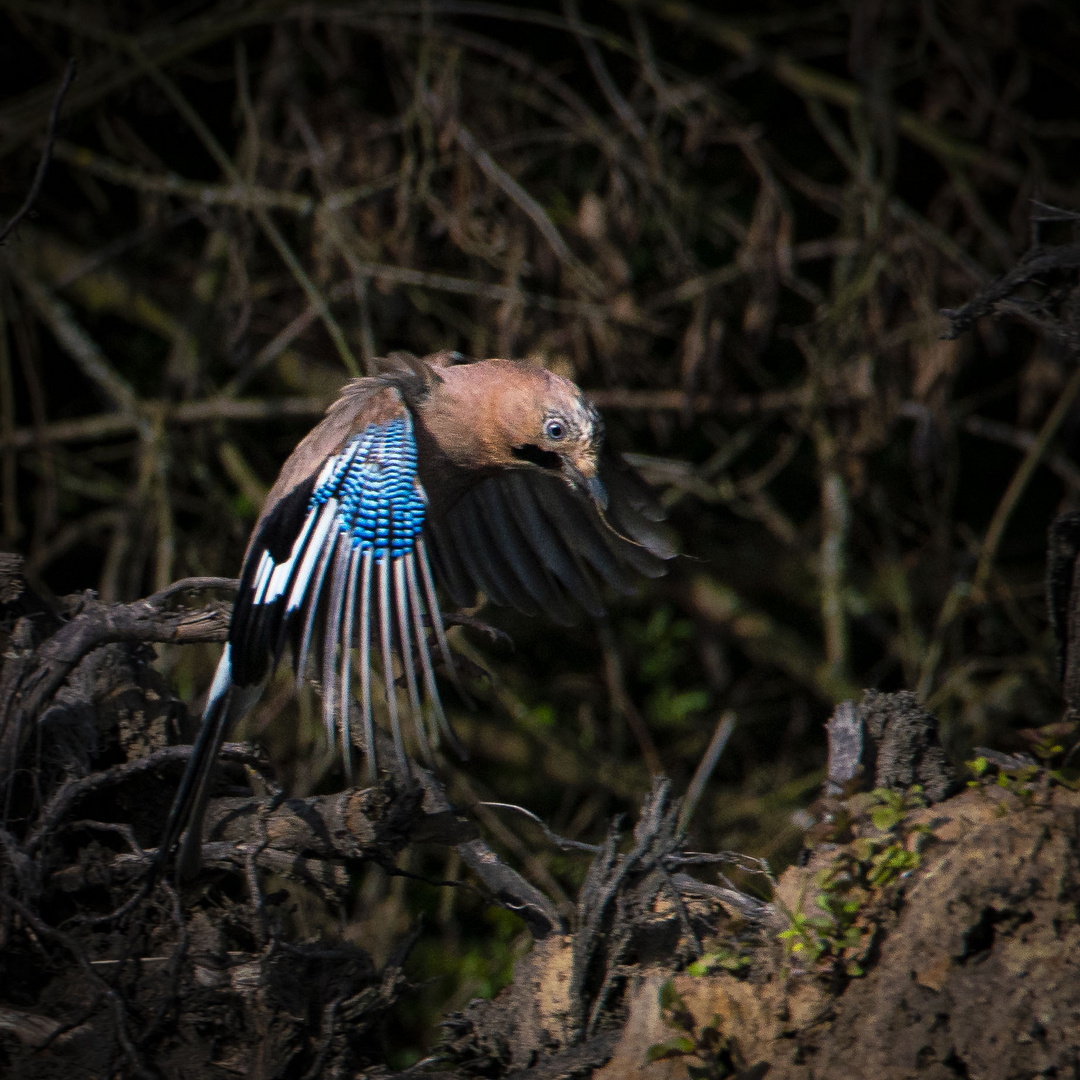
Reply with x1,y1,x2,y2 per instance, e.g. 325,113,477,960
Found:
565,458,608,511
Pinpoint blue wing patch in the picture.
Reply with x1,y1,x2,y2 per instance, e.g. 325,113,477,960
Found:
311,416,426,558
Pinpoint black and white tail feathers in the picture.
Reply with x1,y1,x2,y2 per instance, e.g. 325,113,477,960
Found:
157,645,260,883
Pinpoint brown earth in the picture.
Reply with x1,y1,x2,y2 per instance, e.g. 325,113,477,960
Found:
454,781,1080,1080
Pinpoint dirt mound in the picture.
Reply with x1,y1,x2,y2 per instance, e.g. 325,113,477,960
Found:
466,779,1080,1080
441,690,1080,1079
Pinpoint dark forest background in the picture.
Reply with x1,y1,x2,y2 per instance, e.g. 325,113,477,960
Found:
2,0,1079,1062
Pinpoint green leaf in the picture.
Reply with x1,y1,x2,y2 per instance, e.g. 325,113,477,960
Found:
646,1036,696,1061
871,804,902,831
658,978,682,1012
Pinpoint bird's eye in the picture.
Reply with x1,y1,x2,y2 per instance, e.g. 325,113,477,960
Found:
544,418,566,441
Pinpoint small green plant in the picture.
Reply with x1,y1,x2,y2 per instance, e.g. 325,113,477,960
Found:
776,897,826,967
1021,720,1078,764
996,763,1039,804
687,945,753,979
864,838,921,887
867,785,924,831
966,755,990,786
965,756,1040,807
779,786,928,978
777,864,866,974
1023,720,1080,790
646,979,738,1080
965,719,1080,803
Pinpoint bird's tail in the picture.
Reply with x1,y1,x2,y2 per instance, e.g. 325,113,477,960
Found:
155,645,260,884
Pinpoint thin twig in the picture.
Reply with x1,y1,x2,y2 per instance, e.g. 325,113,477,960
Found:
0,383,867,452
819,469,850,680
479,802,602,853
942,244,1080,337
973,364,1080,598
456,124,604,298
5,256,141,416
0,395,330,450
0,59,75,245
962,413,1080,491
677,711,736,838
600,621,663,775
0,892,155,1079
144,576,239,605
122,38,361,377
563,0,646,142
51,139,398,217
24,743,261,855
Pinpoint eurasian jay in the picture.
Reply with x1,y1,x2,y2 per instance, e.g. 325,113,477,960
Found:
160,351,674,880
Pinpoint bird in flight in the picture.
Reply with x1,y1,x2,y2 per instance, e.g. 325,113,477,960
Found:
160,351,674,880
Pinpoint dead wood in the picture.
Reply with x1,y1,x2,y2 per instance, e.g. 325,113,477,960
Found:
0,557,531,1078
0,554,775,1077
3,550,1079,1079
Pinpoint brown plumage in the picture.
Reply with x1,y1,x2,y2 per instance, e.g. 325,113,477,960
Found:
159,351,674,880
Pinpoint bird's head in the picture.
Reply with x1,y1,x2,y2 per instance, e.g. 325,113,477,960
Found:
505,373,607,510
429,359,608,509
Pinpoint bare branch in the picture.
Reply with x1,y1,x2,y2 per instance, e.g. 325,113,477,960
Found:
0,60,76,245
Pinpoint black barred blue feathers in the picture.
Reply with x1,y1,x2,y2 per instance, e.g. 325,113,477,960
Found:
159,352,675,882
309,415,426,558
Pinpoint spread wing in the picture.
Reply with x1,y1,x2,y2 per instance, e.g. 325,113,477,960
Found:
229,385,459,781
424,449,676,626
